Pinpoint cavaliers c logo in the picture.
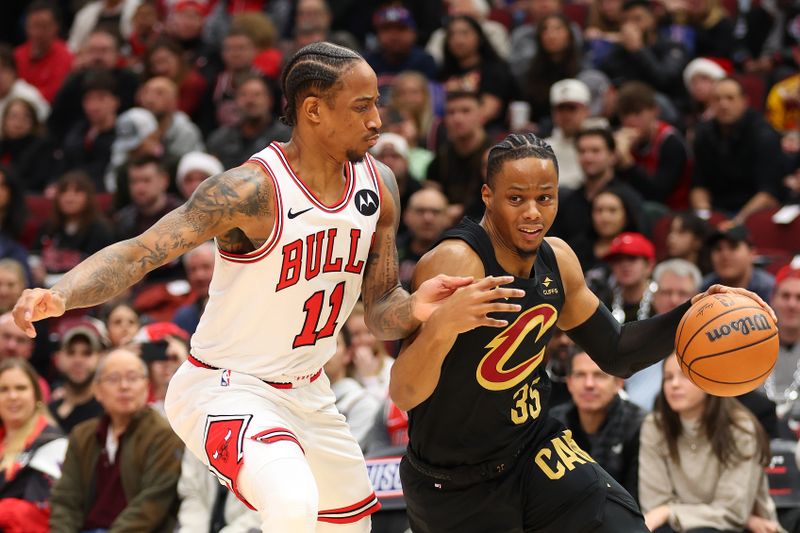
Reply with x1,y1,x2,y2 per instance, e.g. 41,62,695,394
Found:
476,304,558,391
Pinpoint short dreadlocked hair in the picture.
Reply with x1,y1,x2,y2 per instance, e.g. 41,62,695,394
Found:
485,133,559,187
280,41,364,126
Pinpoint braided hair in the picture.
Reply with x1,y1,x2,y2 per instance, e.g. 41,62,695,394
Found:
486,133,559,187
280,41,363,126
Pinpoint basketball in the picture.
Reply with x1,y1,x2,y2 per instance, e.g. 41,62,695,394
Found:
675,292,779,397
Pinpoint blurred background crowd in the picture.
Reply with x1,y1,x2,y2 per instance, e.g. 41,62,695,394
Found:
0,0,799,531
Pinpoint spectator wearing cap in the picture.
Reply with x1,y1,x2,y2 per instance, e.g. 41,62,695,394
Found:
49,320,105,434
58,69,119,192
67,0,142,53
49,30,139,139
598,232,658,324
365,5,437,93
599,0,688,98
426,91,492,221
106,106,161,200
763,265,800,420
50,347,183,533
172,242,215,335
691,78,784,225
426,0,510,66
615,81,691,209
369,132,421,234
545,78,591,191
176,151,223,200
381,104,435,180
439,15,518,131
138,76,204,169
683,57,726,127
206,74,290,170
0,45,50,134
701,225,775,302
164,1,219,79
13,1,74,103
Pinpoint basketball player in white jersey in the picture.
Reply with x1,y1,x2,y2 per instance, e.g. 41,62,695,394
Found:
12,42,523,532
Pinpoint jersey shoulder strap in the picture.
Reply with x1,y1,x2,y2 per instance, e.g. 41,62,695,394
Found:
437,217,505,276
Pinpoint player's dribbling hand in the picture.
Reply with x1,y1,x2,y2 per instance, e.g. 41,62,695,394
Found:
411,274,475,322
692,284,777,324
12,288,66,338
426,276,525,335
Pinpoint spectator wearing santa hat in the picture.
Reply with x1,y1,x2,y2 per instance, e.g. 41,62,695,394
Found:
175,151,224,200
683,57,727,123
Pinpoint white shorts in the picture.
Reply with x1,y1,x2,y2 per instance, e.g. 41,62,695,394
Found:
164,357,381,525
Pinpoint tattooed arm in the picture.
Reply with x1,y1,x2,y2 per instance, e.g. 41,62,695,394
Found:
361,160,473,340
12,163,272,336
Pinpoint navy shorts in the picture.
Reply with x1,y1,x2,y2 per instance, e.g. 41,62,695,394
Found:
401,429,648,533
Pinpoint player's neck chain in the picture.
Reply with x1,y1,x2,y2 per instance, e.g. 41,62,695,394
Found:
611,280,656,324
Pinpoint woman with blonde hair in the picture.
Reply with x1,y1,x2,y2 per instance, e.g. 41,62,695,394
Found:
390,71,438,149
0,358,67,533
639,354,783,533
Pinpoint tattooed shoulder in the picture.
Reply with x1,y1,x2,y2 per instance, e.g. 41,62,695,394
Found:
372,158,400,229
182,162,274,242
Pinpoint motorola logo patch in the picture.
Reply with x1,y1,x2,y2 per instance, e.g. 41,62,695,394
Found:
355,189,379,216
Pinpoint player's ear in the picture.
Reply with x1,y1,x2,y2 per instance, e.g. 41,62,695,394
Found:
301,95,322,124
481,183,492,209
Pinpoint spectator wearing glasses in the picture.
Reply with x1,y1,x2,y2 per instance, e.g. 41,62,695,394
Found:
50,347,183,533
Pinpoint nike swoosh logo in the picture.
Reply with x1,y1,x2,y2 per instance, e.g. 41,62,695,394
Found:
287,207,313,219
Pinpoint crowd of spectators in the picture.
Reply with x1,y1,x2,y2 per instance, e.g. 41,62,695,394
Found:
0,0,799,531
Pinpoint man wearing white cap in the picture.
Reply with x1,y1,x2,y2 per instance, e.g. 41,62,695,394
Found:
105,107,161,194
545,79,591,191
176,151,224,200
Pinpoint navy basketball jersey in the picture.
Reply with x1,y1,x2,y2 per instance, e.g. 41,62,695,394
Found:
408,218,566,468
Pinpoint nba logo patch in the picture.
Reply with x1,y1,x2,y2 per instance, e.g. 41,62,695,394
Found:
220,369,231,387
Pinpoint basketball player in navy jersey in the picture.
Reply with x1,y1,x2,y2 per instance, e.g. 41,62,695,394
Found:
11,43,522,532
392,133,775,532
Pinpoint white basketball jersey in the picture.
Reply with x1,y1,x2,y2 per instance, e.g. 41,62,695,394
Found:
190,142,382,380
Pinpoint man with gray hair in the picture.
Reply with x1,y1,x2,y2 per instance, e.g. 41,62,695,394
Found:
50,347,183,532
625,258,701,410
173,241,216,335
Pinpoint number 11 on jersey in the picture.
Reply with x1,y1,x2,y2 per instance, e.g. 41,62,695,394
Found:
293,281,346,348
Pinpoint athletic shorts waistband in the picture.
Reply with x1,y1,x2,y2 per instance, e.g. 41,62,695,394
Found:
187,354,323,389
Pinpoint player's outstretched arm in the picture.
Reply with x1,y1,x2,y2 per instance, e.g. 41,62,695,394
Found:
552,238,779,377
361,160,472,340
13,163,270,336
552,237,689,378
389,242,524,411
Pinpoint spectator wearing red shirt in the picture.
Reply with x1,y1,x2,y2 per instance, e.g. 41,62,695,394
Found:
13,1,74,103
